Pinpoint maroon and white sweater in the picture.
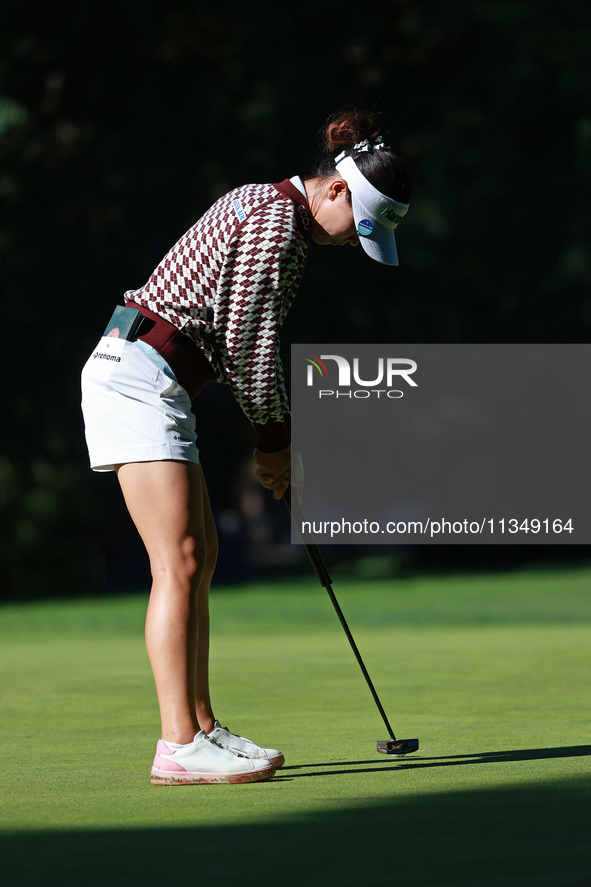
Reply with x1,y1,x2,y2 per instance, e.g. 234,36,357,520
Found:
125,179,310,452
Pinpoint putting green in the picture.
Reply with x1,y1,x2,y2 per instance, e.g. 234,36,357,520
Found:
1,568,590,886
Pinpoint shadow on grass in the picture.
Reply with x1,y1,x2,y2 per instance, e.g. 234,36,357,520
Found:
2,774,590,887
278,745,591,778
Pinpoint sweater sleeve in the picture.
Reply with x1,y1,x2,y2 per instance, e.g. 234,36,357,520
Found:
214,198,303,451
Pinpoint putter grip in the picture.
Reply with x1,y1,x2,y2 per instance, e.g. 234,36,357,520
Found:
284,488,333,588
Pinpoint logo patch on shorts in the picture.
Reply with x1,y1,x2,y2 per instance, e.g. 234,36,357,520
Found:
93,351,121,362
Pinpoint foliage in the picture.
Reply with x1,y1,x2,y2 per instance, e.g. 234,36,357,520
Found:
1,0,590,595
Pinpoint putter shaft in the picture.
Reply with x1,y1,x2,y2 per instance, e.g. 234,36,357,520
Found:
284,488,397,742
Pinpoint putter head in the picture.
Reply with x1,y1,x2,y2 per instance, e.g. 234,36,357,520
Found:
376,738,419,756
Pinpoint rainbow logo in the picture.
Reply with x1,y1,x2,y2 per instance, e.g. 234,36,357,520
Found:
303,353,329,386
303,353,328,376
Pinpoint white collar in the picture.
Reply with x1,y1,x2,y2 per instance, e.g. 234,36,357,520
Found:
289,175,307,199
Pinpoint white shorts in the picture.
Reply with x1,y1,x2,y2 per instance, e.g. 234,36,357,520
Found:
81,336,199,472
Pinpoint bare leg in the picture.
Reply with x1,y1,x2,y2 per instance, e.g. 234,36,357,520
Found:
194,476,218,731
116,460,218,744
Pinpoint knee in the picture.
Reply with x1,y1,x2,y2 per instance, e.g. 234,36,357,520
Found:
149,537,200,589
179,536,200,582
149,533,217,591
202,532,218,580
181,534,218,585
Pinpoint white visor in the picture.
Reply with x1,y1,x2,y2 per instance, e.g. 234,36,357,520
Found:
335,153,409,265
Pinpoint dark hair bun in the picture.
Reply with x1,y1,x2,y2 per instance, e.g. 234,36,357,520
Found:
324,110,379,155
310,108,412,205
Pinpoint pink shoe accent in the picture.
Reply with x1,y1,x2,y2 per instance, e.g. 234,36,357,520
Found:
150,762,275,786
266,752,285,768
153,739,186,773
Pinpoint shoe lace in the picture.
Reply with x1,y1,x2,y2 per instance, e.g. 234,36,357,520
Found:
210,731,248,757
219,724,240,739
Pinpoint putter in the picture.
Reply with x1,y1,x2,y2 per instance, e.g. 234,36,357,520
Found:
284,487,419,756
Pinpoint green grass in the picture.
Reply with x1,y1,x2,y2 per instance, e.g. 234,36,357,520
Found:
1,568,590,886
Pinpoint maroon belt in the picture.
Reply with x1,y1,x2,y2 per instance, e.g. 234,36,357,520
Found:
125,301,291,451
125,301,216,402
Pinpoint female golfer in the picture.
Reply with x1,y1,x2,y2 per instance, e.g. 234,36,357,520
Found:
81,110,412,785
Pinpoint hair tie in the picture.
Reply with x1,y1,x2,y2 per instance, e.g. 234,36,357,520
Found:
353,135,391,154
353,138,372,153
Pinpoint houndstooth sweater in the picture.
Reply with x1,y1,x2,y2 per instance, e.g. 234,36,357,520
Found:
125,179,310,451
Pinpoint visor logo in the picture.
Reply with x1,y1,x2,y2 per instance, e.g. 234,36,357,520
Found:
357,219,373,237
380,206,404,226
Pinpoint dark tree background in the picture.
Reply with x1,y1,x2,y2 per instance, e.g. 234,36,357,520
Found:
1,0,590,596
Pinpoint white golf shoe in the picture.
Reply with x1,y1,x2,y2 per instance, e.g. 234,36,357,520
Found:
151,730,276,785
208,720,285,768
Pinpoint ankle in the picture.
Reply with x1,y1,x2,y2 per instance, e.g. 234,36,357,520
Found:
197,716,215,735
161,720,200,745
